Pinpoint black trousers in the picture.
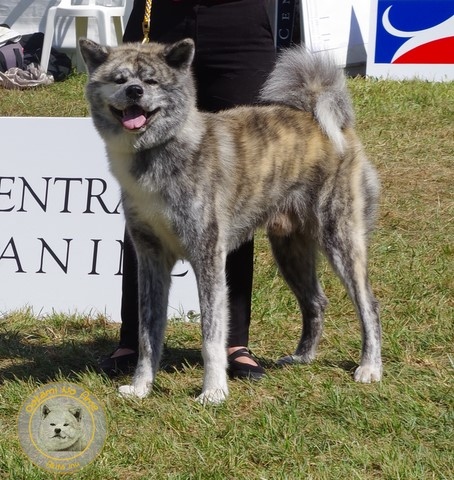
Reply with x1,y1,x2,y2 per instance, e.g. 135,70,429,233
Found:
119,0,276,350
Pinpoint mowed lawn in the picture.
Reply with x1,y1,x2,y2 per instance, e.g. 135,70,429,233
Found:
0,73,453,479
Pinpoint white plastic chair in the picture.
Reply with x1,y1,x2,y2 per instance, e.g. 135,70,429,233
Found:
40,0,126,73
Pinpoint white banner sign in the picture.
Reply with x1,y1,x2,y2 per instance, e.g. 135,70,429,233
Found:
0,117,199,320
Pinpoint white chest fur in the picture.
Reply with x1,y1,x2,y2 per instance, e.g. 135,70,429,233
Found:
108,147,184,257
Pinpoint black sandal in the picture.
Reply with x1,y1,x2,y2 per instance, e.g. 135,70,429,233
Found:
99,349,138,377
227,348,265,381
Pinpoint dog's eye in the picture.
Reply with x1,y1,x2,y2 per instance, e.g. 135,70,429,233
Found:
50,423,56,426
63,423,69,427
144,78,158,85
114,77,127,84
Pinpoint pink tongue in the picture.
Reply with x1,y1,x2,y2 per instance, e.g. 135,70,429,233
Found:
122,106,147,130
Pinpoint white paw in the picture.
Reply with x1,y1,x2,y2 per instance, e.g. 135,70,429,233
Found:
196,388,228,406
118,384,150,399
354,364,382,383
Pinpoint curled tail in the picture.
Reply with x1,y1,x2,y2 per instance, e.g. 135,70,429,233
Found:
259,46,355,153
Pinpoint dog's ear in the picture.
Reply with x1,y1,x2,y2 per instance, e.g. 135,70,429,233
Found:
41,404,50,419
68,407,82,422
164,39,195,71
79,38,110,74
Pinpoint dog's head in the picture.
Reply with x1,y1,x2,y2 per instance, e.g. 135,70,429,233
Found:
79,39,196,147
38,404,83,451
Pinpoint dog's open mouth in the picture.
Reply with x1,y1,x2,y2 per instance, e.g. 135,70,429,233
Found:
110,105,159,131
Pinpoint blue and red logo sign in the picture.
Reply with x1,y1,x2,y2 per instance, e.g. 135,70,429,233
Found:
375,0,454,64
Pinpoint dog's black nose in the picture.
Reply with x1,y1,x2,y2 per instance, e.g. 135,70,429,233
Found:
55,428,61,434
126,84,144,100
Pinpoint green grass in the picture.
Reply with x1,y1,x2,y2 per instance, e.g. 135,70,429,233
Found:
0,75,453,479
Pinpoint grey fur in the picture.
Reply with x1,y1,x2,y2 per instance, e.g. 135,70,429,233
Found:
260,46,355,152
80,38,382,404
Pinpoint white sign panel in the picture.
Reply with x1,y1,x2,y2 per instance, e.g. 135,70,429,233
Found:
0,117,199,320
300,0,370,66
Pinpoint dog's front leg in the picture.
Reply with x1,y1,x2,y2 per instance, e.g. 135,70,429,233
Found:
119,236,173,399
194,247,229,405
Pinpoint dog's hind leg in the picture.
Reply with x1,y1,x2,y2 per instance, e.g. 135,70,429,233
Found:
269,228,328,366
319,203,382,383
192,245,229,405
119,231,174,399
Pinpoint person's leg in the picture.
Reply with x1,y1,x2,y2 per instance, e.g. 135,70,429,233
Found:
118,231,139,351
225,241,254,349
99,230,138,374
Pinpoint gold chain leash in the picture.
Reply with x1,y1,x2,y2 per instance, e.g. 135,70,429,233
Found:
142,0,153,44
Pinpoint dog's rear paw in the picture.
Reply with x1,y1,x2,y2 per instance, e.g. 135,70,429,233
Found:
118,384,150,399
354,364,382,383
275,353,314,367
196,388,228,405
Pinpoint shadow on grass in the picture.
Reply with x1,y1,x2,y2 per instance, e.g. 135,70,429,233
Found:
0,328,117,384
321,358,358,374
259,354,358,375
0,321,358,386
161,346,203,372
0,325,207,384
